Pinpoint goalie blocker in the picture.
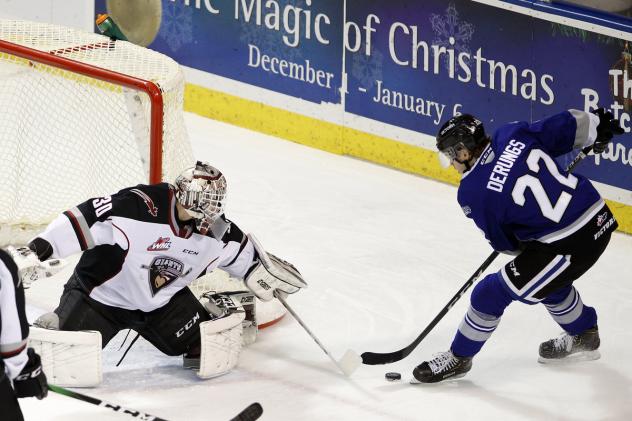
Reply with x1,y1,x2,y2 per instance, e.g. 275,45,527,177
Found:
244,234,307,301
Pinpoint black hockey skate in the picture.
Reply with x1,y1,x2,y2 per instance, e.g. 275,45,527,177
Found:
538,326,600,363
412,351,472,383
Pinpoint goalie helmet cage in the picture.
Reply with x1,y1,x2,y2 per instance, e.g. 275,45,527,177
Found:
0,19,193,246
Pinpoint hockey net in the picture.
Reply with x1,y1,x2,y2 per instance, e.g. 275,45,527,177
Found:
0,19,192,245
0,20,285,327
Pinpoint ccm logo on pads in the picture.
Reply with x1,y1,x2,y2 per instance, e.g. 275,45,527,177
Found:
175,312,201,338
257,279,271,290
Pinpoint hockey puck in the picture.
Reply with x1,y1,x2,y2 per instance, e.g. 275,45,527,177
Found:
385,372,401,381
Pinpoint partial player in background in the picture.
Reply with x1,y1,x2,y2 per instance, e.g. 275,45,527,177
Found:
0,248,48,420
413,108,623,383
10,161,306,383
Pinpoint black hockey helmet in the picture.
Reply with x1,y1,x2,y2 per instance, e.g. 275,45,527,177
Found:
436,114,487,163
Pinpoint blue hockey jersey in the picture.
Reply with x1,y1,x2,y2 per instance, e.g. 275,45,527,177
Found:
457,110,604,253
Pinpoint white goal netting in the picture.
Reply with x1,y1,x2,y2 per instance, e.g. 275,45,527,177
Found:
0,19,192,245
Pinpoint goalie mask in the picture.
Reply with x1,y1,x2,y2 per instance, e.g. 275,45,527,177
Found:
175,161,227,234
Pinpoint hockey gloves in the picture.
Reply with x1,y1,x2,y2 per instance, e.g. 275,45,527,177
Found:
244,234,307,301
7,245,66,287
593,108,624,154
14,348,48,400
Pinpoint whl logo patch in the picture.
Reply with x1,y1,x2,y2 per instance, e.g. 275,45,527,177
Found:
147,237,172,251
148,256,183,296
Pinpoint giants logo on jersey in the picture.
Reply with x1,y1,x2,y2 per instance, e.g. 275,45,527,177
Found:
147,256,184,296
147,237,172,251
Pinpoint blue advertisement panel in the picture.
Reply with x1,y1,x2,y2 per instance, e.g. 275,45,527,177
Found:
95,0,632,194
96,0,343,104
345,1,534,134
531,16,632,192
345,0,632,192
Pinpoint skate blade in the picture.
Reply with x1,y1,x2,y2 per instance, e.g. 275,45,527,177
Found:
538,349,601,364
409,372,468,385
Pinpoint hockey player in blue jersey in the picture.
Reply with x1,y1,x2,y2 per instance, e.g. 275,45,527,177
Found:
413,108,624,383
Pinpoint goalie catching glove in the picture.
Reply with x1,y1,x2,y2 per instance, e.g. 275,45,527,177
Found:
244,234,307,301
6,245,65,287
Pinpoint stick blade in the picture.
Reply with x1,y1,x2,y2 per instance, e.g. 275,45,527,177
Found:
230,402,263,421
360,350,403,365
338,349,362,376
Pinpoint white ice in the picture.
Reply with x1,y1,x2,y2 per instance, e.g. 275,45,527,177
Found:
21,112,632,421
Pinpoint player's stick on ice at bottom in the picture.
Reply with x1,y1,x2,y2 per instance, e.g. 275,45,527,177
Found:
275,292,361,377
48,384,169,420
229,402,263,421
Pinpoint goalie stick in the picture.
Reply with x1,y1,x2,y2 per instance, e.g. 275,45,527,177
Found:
275,292,361,377
361,145,594,365
48,384,169,420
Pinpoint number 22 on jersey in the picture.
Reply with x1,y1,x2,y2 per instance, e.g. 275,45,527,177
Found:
512,149,578,223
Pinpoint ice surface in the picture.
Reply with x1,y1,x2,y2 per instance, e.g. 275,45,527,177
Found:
21,113,632,421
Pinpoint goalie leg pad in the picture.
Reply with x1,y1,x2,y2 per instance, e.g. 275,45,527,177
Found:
197,311,245,379
202,291,258,346
28,327,102,387
203,291,259,346
228,291,257,346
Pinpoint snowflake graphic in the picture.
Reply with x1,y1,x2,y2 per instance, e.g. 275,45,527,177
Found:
351,49,384,90
238,0,306,64
160,2,194,52
430,3,475,63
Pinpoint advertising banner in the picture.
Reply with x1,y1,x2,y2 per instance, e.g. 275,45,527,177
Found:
96,0,344,104
95,0,632,198
344,0,631,193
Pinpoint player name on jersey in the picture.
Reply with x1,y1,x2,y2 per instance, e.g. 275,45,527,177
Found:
486,140,526,193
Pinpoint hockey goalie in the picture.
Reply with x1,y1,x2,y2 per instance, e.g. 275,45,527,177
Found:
9,161,306,386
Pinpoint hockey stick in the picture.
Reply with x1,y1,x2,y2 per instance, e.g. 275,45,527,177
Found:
361,145,594,365
229,402,263,421
48,384,169,420
275,292,361,376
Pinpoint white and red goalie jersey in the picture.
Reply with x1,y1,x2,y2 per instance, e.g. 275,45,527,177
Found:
34,183,256,312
